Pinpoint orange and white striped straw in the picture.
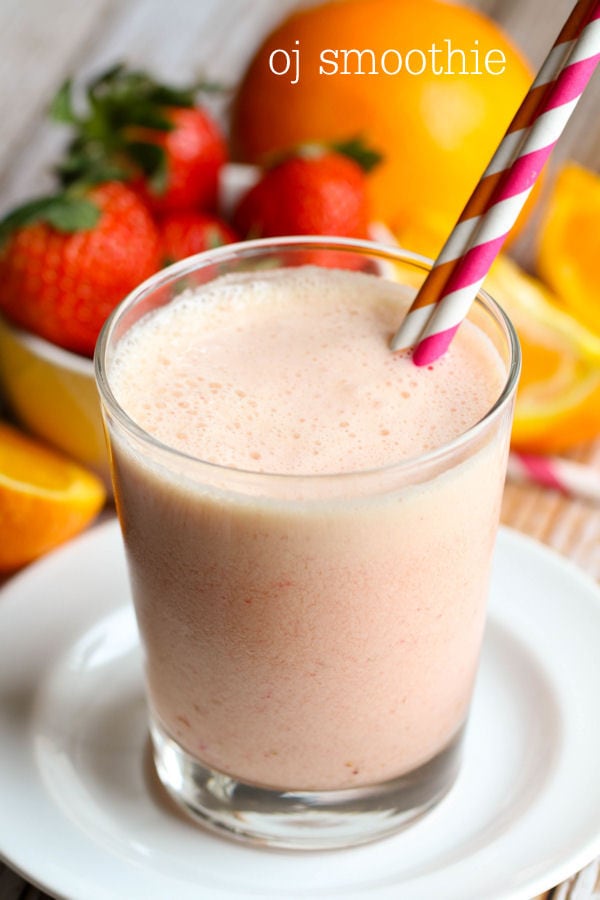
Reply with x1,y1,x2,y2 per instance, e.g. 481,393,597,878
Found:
508,452,600,504
391,0,600,365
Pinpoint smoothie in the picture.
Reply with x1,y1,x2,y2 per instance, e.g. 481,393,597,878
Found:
107,263,510,792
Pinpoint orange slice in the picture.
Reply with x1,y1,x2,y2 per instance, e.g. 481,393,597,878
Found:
380,223,600,453
537,162,600,335
485,256,600,453
0,422,106,572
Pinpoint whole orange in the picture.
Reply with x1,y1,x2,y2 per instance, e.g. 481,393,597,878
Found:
232,0,534,237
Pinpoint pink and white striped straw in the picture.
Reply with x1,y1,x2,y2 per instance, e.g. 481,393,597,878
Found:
508,451,600,504
391,0,600,365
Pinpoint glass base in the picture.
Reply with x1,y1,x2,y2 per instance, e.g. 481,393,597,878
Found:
150,717,464,849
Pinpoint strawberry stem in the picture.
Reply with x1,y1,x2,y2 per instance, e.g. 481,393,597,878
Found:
50,64,223,193
267,136,384,173
331,136,383,172
0,194,100,244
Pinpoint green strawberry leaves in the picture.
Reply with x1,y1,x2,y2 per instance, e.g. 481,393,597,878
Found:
56,150,129,187
52,65,196,131
0,194,100,245
50,80,80,126
51,64,219,194
332,136,383,173
271,135,383,173
123,141,168,192
86,64,199,114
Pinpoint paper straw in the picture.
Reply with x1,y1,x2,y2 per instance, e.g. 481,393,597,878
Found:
508,451,600,504
390,0,595,353
391,0,600,365
368,226,600,506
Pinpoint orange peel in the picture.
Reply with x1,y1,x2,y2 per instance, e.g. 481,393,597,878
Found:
485,256,600,453
0,422,106,572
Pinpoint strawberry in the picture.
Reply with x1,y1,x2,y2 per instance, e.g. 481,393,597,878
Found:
130,106,228,214
232,143,380,240
158,210,238,265
0,181,160,357
53,65,228,214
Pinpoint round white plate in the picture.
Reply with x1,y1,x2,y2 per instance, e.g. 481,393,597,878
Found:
1,521,600,900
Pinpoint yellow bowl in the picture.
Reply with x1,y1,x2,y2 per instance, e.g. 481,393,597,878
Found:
0,315,110,486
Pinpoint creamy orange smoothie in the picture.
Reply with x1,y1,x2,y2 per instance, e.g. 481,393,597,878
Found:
107,263,510,793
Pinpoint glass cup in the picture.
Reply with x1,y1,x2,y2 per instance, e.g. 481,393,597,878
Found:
95,237,520,849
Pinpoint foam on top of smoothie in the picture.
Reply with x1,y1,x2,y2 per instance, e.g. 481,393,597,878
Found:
110,266,506,474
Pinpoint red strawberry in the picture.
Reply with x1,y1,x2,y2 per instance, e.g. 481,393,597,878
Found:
0,181,160,357
232,148,372,240
158,210,238,265
131,107,227,214
53,65,228,214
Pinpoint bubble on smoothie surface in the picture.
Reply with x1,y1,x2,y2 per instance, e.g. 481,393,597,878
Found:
110,266,505,474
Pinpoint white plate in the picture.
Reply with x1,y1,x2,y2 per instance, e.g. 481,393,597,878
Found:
1,521,600,900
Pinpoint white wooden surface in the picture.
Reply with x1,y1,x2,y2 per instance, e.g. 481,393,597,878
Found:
0,2,599,898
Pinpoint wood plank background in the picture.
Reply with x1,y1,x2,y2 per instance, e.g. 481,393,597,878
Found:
0,1,599,898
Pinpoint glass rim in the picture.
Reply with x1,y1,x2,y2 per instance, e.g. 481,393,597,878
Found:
94,235,521,482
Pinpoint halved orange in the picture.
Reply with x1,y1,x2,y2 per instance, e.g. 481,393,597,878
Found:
486,256,600,453
0,422,106,572
537,162,600,335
